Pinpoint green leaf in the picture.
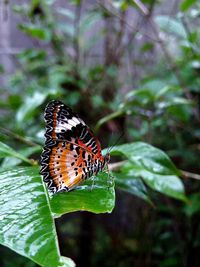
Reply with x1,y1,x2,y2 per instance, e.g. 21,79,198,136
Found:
0,142,33,165
111,142,180,175
113,172,151,203
180,0,197,11
50,172,115,217
19,24,51,41
0,167,74,267
125,88,156,105
0,166,115,265
110,142,186,201
166,103,192,121
139,171,185,201
155,15,187,38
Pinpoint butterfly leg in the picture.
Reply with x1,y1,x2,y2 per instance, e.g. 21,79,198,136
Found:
103,164,114,189
90,176,96,191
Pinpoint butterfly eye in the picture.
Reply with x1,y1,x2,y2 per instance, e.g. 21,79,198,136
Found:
105,153,110,163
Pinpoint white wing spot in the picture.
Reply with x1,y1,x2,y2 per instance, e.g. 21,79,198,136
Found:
73,117,81,124
68,119,78,127
55,122,72,132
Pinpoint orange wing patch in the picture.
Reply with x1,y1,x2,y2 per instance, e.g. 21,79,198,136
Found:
48,142,89,191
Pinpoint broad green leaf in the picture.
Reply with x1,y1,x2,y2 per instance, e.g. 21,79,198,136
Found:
111,142,180,176
0,142,33,165
50,172,115,217
142,79,167,91
133,170,185,201
0,166,114,265
110,142,186,201
180,0,197,11
0,167,74,267
125,88,156,105
113,172,151,203
167,103,192,121
155,15,187,38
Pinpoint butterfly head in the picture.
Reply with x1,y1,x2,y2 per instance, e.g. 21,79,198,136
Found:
103,153,110,166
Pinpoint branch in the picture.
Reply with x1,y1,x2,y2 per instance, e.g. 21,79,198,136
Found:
132,0,149,16
73,1,82,69
0,127,39,147
108,161,127,171
108,160,200,181
181,170,200,181
96,0,158,42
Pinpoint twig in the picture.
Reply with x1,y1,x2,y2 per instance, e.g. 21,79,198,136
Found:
96,0,159,42
0,127,39,147
181,170,200,181
108,160,200,182
73,1,82,70
132,0,149,16
108,161,127,171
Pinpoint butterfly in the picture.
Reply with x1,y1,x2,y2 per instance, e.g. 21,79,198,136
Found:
40,100,110,194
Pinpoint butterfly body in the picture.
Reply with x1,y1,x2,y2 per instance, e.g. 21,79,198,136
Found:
40,100,109,194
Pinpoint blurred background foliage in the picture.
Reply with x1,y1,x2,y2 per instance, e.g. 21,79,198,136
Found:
0,0,200,266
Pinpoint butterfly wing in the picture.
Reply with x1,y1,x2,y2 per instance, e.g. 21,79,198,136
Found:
40,100,104,193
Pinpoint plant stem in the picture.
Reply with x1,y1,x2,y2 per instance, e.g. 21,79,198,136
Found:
109,160,200,181
181,170,200,181
0,126,40,147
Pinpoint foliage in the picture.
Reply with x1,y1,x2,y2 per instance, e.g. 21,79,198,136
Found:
0,0,200,266
0,140,184,266
0,166,113,267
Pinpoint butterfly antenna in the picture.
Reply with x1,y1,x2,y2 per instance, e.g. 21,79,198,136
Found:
108,131,124,153
106,131,113,155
